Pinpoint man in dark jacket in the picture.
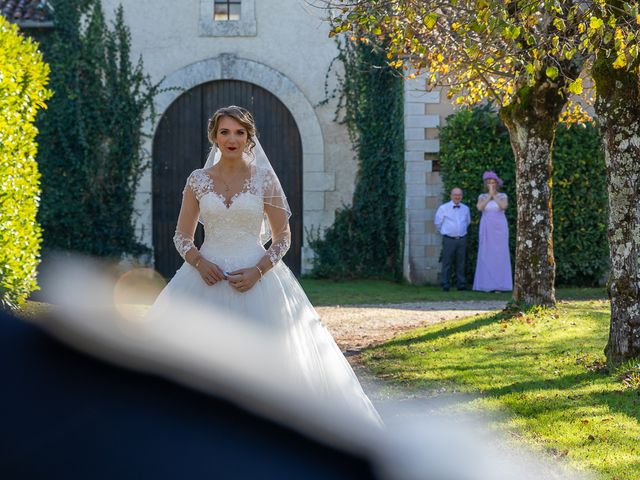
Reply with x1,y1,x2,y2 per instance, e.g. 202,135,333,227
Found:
0,309,376,480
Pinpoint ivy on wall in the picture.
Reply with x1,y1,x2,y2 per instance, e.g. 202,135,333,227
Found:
309,40,405,279
36,0,157,258
0,17,51,308
439,105,608,287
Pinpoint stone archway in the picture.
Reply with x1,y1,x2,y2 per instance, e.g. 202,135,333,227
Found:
152,79,303,277
136,55,326,274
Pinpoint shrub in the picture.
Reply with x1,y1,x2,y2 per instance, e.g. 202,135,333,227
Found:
309,40,405,279
37,0,157,258
0,17,51,309
439,105,608,287
552,123,608,286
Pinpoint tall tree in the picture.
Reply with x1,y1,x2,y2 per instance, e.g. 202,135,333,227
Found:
330,1,591,306
589,1,640,366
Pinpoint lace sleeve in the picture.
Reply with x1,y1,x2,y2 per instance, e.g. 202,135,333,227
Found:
173,173,201,260
264,203,291,266
266,232,291,266
173,231,196,259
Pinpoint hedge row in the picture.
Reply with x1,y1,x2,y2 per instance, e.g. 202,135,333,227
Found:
309,40,405,279
0,18,51,308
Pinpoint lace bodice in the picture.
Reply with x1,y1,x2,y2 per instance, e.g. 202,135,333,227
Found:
173,168,290,269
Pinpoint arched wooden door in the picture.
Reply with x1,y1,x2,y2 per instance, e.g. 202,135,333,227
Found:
152,80,303,278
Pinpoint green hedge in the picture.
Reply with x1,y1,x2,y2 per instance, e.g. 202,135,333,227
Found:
37,0,157,258
439,105,608,287
309,40,405,279
0,18,51,308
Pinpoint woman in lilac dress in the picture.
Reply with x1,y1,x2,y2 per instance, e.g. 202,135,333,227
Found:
472,171,513,292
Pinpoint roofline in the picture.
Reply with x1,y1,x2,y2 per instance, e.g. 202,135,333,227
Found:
15,19,54,29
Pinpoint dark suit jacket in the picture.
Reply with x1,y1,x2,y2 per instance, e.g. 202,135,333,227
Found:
0,310,377,479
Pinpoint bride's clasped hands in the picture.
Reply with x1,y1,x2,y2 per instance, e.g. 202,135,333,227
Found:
226,267,262,292
193,256,227,286
193,257,261,292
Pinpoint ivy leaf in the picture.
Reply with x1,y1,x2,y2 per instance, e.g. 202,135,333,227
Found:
613,54,627,69
553,18,566,31
589,17,604,31
502,26,521,41
545,66,559,79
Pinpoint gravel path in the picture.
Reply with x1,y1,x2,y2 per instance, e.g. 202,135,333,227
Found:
317,300,507,353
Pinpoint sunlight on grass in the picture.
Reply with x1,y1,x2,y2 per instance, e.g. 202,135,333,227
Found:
300,279,605,306
363,300,640,479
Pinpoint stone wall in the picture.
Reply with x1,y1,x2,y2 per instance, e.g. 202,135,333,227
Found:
403,77,455,284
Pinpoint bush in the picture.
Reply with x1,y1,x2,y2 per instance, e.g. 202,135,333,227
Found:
440,105,607,287
552,124,608,286
37,0,157,258
0,17,52,309
309,40,405,279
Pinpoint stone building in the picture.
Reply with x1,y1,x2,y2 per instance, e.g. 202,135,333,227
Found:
5,0,456,283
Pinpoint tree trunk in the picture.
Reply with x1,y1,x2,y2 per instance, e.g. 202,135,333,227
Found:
500,84,566,306
592,55,640,367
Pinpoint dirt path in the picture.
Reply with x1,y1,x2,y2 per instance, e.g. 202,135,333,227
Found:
317,300,507,354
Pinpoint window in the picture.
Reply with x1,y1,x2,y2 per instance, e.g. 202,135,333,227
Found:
200,0,256,37
214,1,241,21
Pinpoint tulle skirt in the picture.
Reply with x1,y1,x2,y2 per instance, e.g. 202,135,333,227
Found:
148,254,382,427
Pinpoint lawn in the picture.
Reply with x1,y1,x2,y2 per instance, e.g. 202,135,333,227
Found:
361,300,640,480
299,278,606,306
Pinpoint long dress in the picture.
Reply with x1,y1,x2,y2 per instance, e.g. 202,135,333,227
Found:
147,169,382,427
472,194,513,292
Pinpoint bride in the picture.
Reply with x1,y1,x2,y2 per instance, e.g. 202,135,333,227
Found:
148,106,382,427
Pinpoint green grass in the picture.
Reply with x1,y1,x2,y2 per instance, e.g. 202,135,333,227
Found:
362,300,640,479
17,282,605,318
300,278,606,306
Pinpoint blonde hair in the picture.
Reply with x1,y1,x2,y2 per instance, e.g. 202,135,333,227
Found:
207,105,257,151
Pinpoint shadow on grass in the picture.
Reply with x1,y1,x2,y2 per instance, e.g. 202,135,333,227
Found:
347,302,507,312
383,312,502,347
474,369,640,425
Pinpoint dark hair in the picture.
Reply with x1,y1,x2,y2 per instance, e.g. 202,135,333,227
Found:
207,106,257,151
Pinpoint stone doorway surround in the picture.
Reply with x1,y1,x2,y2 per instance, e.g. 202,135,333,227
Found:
136,54,329,273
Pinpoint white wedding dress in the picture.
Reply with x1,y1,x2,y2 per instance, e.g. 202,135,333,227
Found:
147,168,382,427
